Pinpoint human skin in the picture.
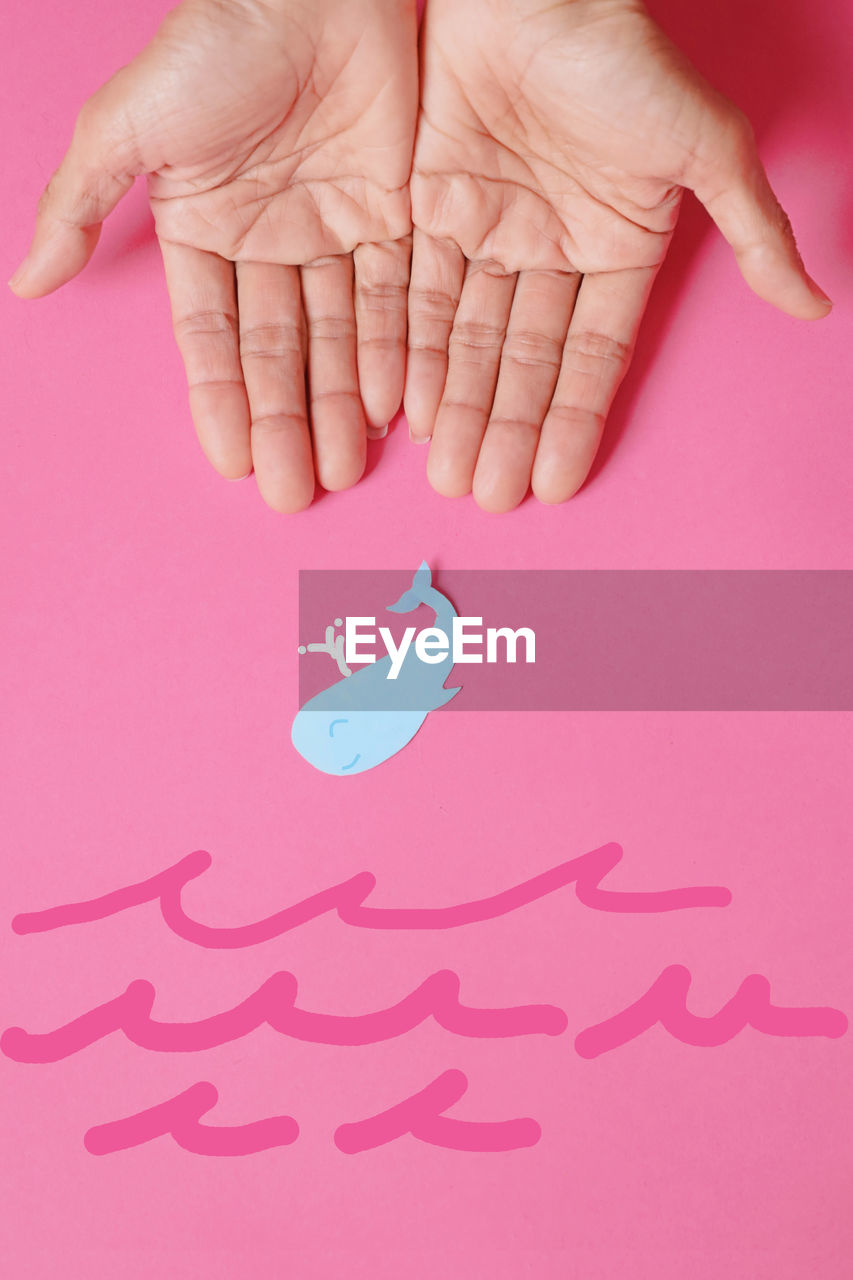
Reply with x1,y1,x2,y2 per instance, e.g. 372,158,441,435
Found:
407,0,832,511
10,0,830,513
9,0,419,512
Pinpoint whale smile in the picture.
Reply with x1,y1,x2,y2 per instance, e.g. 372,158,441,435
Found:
292,564,462,776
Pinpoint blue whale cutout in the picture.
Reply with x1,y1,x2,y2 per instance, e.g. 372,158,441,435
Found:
291,562,461,776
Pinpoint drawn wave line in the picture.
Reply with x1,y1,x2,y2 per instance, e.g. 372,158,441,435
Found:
11,843,732,948
84,1071,539,1156
84,1082,298,1156
574,964,849,1058
2,970,568,1062
334,1069,541,1153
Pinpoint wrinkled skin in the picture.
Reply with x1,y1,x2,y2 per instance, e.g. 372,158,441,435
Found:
10,0,419,510
407,0,831,510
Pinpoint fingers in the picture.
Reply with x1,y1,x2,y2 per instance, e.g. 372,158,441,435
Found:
165,246,372,505
300,255,367,492
426,261,517,499
236,262,314,513
690,110,831,321
472,270,580,513
404,230,465,441
532,265,657,505
10,80,139,298
354,237,412,436
160,240,253,481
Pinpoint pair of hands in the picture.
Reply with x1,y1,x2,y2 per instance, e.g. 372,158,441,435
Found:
11,0,830,513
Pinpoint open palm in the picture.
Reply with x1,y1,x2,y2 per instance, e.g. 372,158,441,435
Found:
11,0,418,510
407,0,830,510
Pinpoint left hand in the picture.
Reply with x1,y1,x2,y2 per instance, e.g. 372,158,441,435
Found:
407,0,831,511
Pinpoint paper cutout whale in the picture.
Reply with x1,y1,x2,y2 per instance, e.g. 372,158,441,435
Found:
291,562,461,776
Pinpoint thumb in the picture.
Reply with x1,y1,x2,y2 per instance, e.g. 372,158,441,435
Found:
9,78,141,299
689,108,832,321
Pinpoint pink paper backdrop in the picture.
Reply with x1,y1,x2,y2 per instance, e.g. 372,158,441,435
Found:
2,0,851,1276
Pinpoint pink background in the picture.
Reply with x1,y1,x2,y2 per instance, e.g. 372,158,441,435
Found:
2,0,852,1276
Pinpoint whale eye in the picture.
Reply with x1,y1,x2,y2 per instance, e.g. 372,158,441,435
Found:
329,718,348,738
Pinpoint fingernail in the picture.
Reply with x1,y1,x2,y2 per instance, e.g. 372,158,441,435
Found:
367,423,388,440
409,427,430,445
8,262,28,292
807,276,833,307
228,470,253,482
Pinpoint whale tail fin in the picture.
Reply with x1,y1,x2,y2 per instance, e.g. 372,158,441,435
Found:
387,561,432,614
432,684,462,708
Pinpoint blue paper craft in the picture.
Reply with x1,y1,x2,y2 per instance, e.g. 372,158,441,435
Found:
291,563,461,775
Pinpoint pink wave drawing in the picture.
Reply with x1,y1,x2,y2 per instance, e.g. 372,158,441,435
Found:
83,1082,298,1156
10,844,731,948
2,969,568,1062
574,964,849,1058
334,1069,541,1153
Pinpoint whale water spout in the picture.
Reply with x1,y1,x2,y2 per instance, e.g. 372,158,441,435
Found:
291,563,461,776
